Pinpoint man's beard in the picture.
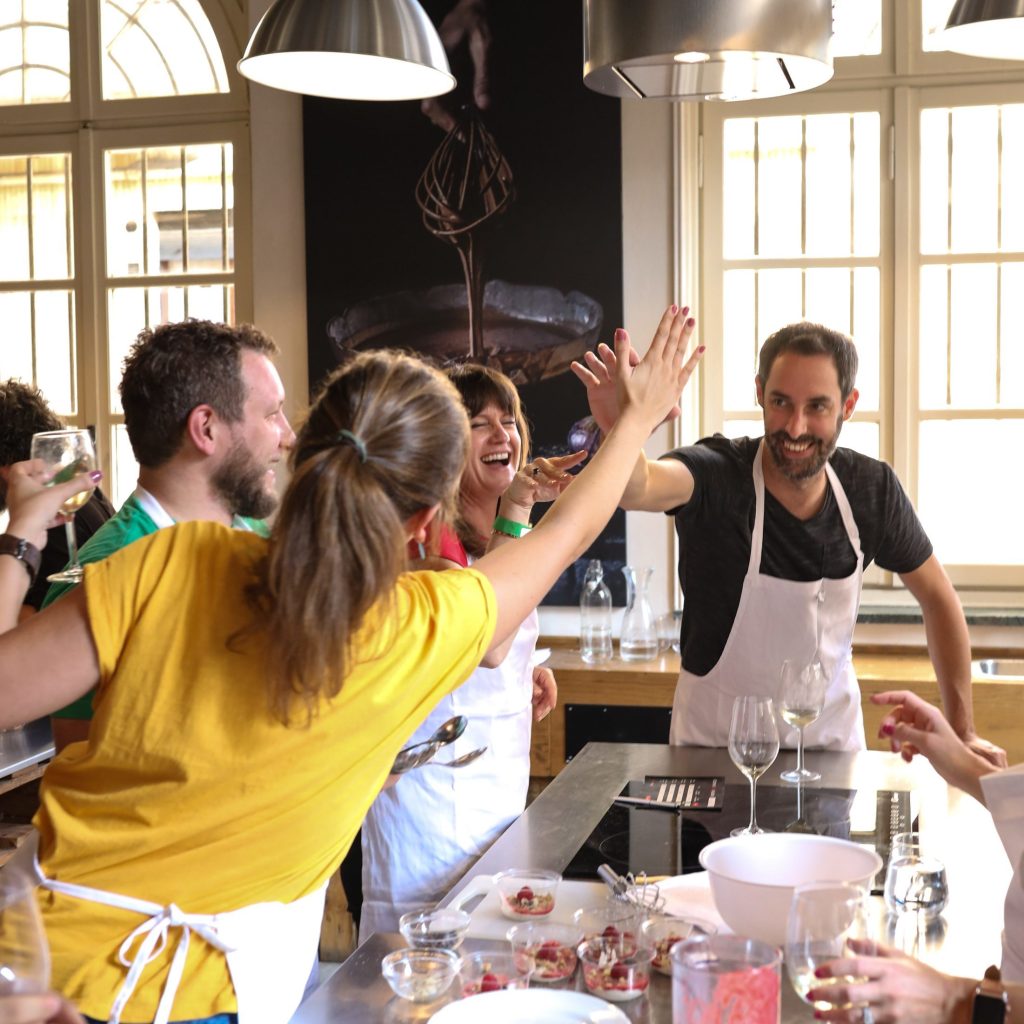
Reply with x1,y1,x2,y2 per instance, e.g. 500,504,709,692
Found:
765,415,843,482
211,438,278,520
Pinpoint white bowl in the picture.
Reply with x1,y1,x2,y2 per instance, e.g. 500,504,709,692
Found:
698,833,882,946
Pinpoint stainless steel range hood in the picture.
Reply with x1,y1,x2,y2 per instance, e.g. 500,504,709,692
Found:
583,0,834,102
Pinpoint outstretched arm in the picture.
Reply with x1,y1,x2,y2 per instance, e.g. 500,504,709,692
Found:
899,555,1007,768
570,307,700,513
871,689,996,804
0,461,101,727
478,307,704,643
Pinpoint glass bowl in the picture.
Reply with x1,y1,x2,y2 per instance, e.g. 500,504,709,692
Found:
493,868,561,920
640,912,718,976
457,949,533,997
579,942,654,1003
506,921,583,983
399,907,471,951
381,947,460,1004
572,902,643,956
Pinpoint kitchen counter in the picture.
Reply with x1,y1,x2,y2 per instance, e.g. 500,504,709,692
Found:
294,743,1011,1023
529,650,1024,772
0,718,54,797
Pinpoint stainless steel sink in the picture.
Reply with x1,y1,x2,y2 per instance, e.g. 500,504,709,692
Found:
973,659,1024,680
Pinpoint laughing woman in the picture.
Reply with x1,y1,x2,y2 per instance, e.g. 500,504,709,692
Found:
359,364,582,938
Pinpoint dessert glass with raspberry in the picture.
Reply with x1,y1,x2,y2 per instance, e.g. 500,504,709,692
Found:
457,949,533,997
579,942,654,1003
493,868,561,920
506,922,583,983
640,912,719,975
572,902,643,958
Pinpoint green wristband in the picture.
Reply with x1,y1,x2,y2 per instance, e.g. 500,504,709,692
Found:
493,515,532,539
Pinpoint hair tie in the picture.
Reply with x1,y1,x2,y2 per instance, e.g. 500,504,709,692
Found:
336,429,368,464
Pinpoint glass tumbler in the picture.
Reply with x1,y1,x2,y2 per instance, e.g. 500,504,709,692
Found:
672,934,781,1024
883,831,948,921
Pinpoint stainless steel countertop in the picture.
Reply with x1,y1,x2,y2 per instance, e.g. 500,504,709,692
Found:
0,719,54,779
293,743,1011,1023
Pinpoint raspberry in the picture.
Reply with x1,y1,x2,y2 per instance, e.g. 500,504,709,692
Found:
536,945,559,961
610,962,630,981
601,925,620,938
515,886,534,903
480,973,502,993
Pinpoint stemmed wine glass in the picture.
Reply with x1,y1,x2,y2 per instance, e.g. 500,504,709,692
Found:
0,869,50,994
778,660,827,784
728,695,780,836
29,428,97,583
785,881,872,1013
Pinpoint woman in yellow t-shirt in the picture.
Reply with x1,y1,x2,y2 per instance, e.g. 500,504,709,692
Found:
0,307,701,1024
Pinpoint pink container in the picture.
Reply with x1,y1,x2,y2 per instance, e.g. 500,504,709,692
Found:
671,934,781,1024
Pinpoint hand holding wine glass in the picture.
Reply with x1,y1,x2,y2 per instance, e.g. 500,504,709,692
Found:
786,882,872,1014
27,430,97,583
728,695,780,836
779,660,827,784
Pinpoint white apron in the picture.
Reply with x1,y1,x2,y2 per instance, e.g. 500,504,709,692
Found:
359,610,541,941
980,765,1024,982
8,833,325,1024
670,442,866,751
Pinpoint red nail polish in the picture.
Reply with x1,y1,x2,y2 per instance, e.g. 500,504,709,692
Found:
697,345,706,353
881,722,894,736
670,304,678,314
89,470,103,482
814,967,829,978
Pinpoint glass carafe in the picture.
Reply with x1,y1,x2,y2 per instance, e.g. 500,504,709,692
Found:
619,565,658,661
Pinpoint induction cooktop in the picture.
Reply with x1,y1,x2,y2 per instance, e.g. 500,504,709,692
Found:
564,776,913,895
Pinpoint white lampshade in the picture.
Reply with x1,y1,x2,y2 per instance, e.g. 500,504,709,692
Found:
239,0,456,101
940,0,1024,60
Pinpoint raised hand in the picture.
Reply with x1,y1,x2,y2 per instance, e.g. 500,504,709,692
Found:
503,451,587,510
5,460,101,549
616,306,704,435
571,306,696,435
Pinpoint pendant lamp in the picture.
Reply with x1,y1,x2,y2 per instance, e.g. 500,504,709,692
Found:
941,0,1024,60
239,0,456,101
583,0,834,102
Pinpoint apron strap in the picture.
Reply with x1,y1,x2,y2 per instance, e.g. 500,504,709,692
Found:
27,837,234,1024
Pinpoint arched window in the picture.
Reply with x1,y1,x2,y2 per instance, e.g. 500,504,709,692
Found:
0,0,249,506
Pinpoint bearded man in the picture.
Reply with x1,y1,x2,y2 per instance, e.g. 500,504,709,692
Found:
43,318,294,750
573,310,1005,765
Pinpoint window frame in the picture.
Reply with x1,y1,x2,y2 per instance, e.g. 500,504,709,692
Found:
693,0,1024,599
0,1,252,501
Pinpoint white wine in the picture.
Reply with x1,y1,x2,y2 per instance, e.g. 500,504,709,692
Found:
59,490,91,516
780,704,821,728
789,967,868,1010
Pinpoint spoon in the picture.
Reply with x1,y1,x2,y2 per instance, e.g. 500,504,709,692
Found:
390,716,468,774
432,746,487,769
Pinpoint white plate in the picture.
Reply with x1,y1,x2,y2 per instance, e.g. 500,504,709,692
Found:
428,989,630,1023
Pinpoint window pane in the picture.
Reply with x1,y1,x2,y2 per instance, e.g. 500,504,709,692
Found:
757,118,802,257
101,0,229,100
111,424,138,510
806,115,853,256
919,420,1024,564
107,284,235,412
105,143,234,276
951,107,998,253
0,1,70,106
0,289,76,413
836,420,878,460
1002,107,1024,250
758,268,802,338
919,265,949,408
1002,265,1024,407
920,109,950,255
852,267,880,412
0,152,73,281
723,270,756,410
831,0,882,57
922,0,957,52
950,264,997,407
0,155,29,278
723,418,763,440
723,119,755,259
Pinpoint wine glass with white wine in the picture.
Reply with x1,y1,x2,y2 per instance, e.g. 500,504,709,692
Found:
727,695,780,836
29,428,96,583
778,660,827,784
786,881,872,1015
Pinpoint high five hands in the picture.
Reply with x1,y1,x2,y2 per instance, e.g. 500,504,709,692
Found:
570,306,702,436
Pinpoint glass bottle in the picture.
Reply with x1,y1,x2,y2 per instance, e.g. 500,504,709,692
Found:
619,565,658,661
580,559,613,663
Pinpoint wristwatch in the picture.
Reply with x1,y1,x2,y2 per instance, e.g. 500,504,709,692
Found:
0,533,41,585
973,966,1010,1024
